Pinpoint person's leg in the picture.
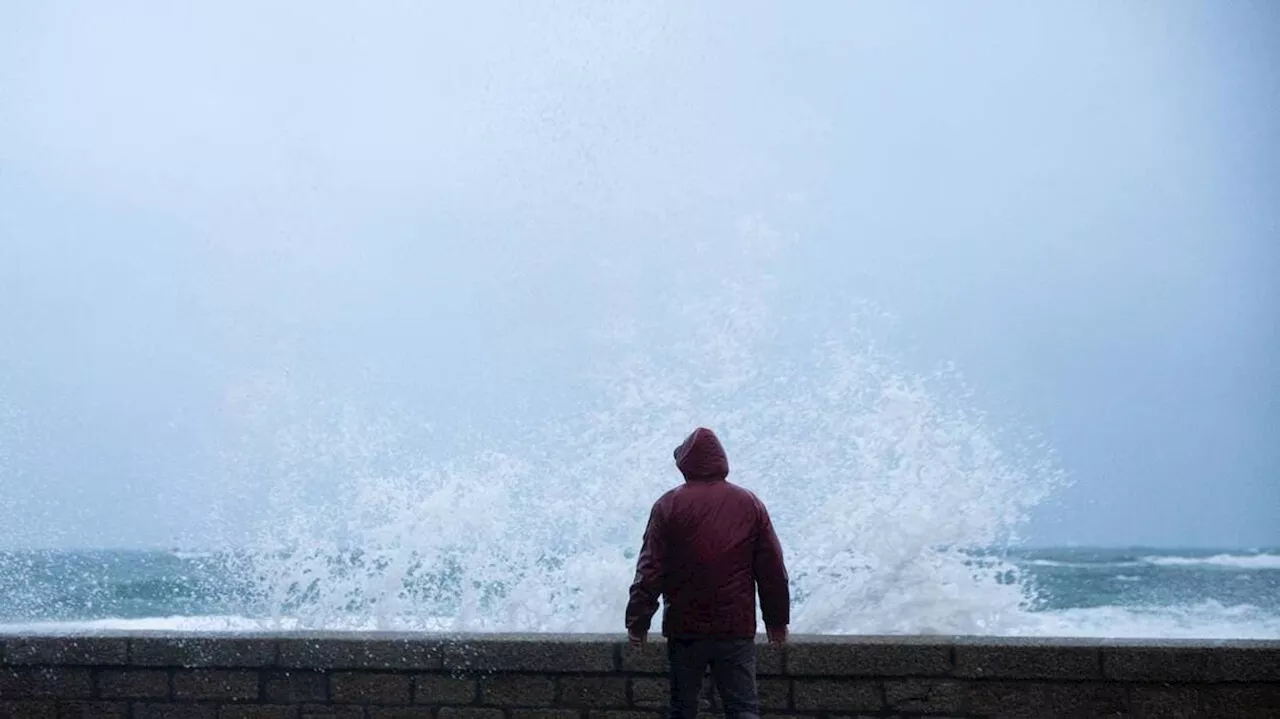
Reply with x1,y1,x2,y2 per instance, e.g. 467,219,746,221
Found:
667,639,709,719
708,639,759,719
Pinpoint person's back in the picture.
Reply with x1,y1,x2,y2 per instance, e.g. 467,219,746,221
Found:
625,427,790,719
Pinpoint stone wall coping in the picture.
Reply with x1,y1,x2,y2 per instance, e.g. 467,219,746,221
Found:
0,634,1275,716
2,631,1275,647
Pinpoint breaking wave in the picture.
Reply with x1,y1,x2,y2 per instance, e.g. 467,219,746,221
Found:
1143,554,1280,571
216,222,1063,636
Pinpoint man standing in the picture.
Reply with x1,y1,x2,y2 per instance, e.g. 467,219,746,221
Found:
626,427,790,719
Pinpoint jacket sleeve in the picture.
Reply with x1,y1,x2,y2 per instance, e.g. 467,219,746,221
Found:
625,501,666,634
753,500,790,628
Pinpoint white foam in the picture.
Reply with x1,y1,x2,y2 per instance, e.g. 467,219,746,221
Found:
1143,554,1280,570
170,551,216,561
0,614,460,634
1025,559,1077,567
1025,559,1142,568
4,602,1278,640
0,616,276,634
1013,601,1280,640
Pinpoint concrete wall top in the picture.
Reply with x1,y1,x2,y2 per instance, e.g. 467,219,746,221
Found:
1,633,1276,683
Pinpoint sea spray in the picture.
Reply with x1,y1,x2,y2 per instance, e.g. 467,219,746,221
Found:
220,219,1065,634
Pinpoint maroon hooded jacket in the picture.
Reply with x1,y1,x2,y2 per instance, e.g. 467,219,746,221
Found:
625,427,790,638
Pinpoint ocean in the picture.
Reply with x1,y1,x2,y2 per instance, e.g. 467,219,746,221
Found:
1,547,1276,638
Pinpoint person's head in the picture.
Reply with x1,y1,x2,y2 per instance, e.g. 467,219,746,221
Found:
673,427,729,482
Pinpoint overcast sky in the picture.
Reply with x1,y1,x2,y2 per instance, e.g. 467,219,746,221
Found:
1,1,1276,550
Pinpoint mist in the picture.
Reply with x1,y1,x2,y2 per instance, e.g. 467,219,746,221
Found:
1,1,1276,550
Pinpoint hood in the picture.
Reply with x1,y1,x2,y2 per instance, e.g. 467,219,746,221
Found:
673,427,730,482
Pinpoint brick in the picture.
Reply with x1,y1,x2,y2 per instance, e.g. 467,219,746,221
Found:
620,643,667,674
266,671,328,703
0,668,93,699
369,710,436,719
756,678,790,711
618,641,780,675
792,679,882,712
2,637,128,666
636,679,707,713
883,679,962,714
754,644,784,676
1130,685,1204,718
587,712,660,719
513,711,581,719
132,638,276,668
1201,684,1280,719
58,701,129,719
133,706,219,719
219,708,300,719
331,672,412,704
443,637,614,673
1204,644,1280,682
1102,646,1207,681
954,642,1100,679
173,670,261,701
414,674,476,704
558,677,627,708
964,681,1127,717
0,701,55,719
299,705,363,719
97,669,170,699
438,709,506,719
480,675,555,706
1099,640,1280,683
787,638,950,676
279,638,442,671
629,678,667,708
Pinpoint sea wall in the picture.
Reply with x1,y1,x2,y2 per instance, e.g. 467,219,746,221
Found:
0,633,1276,718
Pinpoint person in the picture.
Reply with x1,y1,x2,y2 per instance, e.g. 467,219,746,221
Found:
625,427,790,719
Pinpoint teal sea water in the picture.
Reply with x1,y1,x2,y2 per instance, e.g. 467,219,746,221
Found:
1,547,1276,638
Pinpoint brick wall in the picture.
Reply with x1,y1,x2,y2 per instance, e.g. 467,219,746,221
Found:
0,633,1276,718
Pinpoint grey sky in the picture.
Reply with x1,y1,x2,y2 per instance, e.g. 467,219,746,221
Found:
1,1,1276,550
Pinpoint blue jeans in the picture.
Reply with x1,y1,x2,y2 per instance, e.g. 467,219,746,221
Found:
666,638,760,719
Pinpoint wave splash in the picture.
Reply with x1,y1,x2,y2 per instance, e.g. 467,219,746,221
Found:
218,221,1063,635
